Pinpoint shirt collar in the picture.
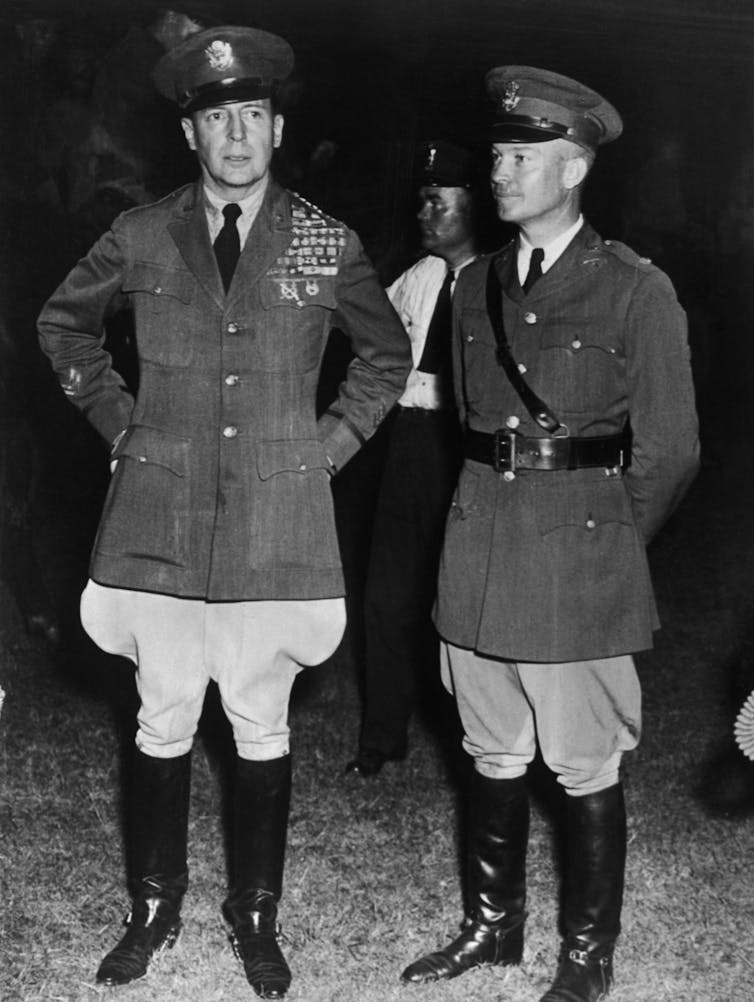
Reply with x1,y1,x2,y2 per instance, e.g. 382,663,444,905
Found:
203,177,269,221
519,214,584,272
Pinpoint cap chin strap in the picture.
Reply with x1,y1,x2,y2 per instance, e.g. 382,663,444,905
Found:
491,113,601,150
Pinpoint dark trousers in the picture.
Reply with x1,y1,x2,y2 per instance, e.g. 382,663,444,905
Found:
360,406,462,757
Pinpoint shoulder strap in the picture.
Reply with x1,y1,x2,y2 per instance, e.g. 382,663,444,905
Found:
485,259,563,434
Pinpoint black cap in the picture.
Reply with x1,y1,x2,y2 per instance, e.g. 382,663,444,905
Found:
417,140,480,189
485,66,622,151
152,25,294,113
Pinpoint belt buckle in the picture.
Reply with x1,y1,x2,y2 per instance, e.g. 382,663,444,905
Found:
493,430,516,473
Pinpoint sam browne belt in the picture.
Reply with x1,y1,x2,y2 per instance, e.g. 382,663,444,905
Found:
465,427,629,473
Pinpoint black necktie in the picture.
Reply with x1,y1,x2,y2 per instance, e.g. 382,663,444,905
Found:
214,203,242,292
522,247,544,294
417,268,454,374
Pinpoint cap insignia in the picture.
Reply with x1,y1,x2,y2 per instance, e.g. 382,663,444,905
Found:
205,40,234,72
425,144,437,170
501,80,520,112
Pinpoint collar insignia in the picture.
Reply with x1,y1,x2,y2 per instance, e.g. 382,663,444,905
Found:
501,80,520,112
205,40,234,72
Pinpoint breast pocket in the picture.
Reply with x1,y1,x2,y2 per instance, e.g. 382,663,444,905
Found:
96,425,190,566
536,326,623,414
123,264,196,367
257,277,337,373
457,308,500,408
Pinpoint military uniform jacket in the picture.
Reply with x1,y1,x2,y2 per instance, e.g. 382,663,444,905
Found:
38,180,411,601
435,222,699,663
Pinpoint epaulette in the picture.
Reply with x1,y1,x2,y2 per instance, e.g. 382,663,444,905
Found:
600,238,654,270
115,183,194,223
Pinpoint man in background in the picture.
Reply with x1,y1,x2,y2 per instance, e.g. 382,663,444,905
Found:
346,141,484,777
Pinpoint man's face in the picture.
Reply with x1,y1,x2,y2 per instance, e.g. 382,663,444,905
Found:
417,186,474,261
490,139,578,230
182,99,284,200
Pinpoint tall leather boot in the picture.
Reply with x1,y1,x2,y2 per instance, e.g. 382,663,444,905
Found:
401,772,528,983
96,749,191,986
540,783,627,1002
223,755,292,1000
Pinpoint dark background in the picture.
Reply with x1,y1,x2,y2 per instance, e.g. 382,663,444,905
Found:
3,0,754,270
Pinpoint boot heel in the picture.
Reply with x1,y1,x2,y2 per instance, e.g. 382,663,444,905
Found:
493,917,524,965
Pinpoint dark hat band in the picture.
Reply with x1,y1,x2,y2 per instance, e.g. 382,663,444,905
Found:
180,77,272,113
491,113,602,150
422,172,474,189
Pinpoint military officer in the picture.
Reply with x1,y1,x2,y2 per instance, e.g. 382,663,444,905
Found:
37,25,410,1000
400,67,699,1002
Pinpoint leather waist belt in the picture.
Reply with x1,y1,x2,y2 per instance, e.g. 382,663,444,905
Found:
465,428,628,473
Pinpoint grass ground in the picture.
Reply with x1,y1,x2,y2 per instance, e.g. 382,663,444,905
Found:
2,443,754,1002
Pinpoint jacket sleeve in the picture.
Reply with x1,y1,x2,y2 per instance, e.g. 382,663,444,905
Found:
316,230,411,471
623,266,700,542
37,217,135,447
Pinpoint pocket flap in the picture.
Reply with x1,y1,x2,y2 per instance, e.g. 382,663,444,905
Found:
257,439,330,480
115,426,189,476
124,264,195,303
534,483,632,536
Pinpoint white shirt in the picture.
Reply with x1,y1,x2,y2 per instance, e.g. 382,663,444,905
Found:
203,178,269,249
389,253,476,410
517,214,584,286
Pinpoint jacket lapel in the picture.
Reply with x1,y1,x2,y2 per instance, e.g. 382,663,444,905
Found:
167,181,225,309
225,181,292,305
522,223,604,302
495,240,520,301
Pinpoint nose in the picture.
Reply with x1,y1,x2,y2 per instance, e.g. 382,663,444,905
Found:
227,109,246,142
417,201,432,223
491,157,509,183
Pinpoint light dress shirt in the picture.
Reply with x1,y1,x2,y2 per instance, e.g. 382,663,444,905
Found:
204,177,269,249
517,214,584,286
390,253,476,410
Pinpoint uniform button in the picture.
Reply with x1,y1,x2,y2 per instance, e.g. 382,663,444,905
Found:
227,322,239,334
586,517,596,529
517,362,527,374
466,334,475,343
572,339,582,349
153,286,162,295
225,373,239,386
503,471,516,482
505,415,520,429
223,426,238,439
138,455,147,463
298,463,307,471
523,311,537,324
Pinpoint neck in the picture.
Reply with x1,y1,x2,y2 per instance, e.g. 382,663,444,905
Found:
441,238,479,271
519,202,580,248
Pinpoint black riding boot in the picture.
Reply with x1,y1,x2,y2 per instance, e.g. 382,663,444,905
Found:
223,755,292,1000
96,749,191,986
540,783,627,1002
401,771,528,983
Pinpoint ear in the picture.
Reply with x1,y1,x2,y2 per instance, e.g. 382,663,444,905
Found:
273,114,285,150
562,154,589,190
181,117,196,152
